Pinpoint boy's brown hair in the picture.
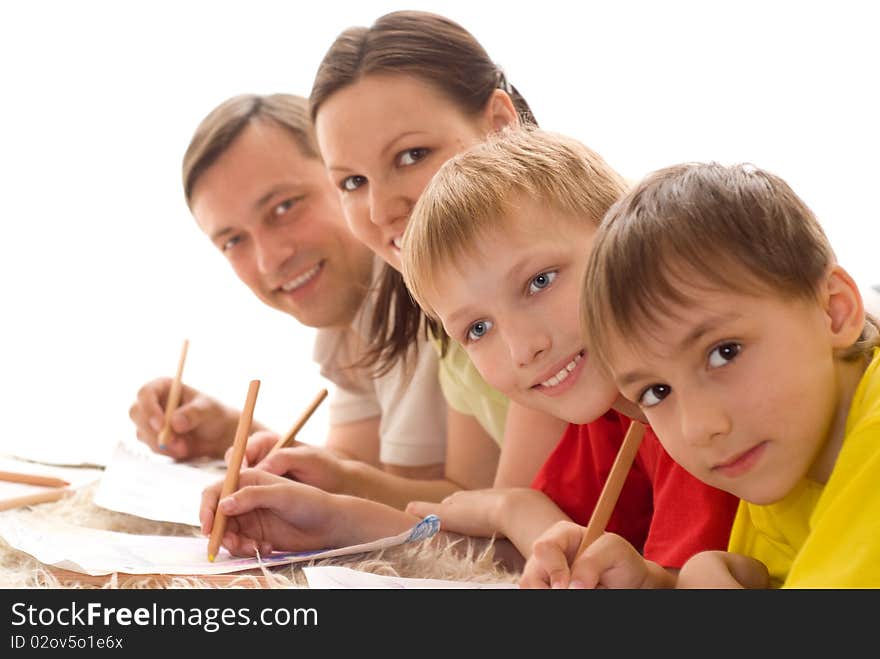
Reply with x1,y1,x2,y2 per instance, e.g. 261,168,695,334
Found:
401,126,628,325
581,162,879,365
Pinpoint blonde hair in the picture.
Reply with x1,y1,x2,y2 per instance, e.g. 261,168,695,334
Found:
182,93,318,207
402,126,628,323
581,162,880,365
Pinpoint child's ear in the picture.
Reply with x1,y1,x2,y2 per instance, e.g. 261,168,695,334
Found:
823,265,865,350
484,89,518,132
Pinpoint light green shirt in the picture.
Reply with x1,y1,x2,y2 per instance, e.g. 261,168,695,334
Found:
433,338,509,446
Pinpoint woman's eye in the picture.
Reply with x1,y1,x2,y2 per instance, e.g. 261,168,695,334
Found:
341,175,367,192
466,320,493,343
528,270,557,295
708,342,741,368
397,148,429,167
639,384,671,408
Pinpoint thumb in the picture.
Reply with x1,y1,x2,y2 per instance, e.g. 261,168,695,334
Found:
405,501,437,518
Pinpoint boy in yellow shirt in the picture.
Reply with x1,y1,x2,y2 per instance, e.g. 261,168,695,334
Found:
530,161,880,587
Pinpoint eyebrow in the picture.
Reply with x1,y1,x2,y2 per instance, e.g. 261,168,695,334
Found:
326,131,431,173
615,312,742,388
208,184,295,242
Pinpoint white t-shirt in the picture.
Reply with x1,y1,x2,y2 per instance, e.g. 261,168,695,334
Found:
312,260,447,467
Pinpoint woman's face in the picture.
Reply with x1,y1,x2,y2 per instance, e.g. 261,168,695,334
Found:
315,73,512,272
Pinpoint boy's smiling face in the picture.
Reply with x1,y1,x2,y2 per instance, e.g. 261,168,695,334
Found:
427,196,621,424
604,280,846,504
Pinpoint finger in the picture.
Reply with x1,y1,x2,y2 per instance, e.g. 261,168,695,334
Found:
170,394,215,435
529,538,573,589
245,431,279,467
218,482,291,517
257,446,318,477
405,501,440,518
199,480,225,535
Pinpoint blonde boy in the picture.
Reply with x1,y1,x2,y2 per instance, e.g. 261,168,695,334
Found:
572,162,880,587
403,128,737,586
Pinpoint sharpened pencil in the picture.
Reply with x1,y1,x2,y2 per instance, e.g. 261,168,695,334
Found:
573,420,646,560
158,339,189,449
0,470,69,489
268,388,328,457
207,379,260,562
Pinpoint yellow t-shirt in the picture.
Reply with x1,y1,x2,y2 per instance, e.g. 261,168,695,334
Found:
727,347,880,587
432,339,509,446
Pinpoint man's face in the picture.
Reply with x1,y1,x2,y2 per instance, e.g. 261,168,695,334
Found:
191,120,374,329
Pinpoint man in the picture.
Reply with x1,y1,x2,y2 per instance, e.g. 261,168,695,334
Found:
129,94,448,505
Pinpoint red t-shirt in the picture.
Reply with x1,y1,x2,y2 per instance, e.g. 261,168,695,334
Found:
531,411,739,568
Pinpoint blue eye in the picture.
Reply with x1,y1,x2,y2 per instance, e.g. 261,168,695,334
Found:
528,270,557,295
708,342,741,368
398,148,429,166
467,320,493,343
341,175,366,192
639,384,671,408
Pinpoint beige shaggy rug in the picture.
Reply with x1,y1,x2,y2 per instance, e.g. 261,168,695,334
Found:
0,485,520,589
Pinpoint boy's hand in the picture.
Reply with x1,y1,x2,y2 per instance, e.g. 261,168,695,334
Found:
199,469,342,557
130,378,239,460
677,551,770,589
521,522,675,589
406,488,513,538
232,432,350,495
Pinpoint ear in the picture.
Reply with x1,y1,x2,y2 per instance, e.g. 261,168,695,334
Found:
483,89,519,132
823,264,865,350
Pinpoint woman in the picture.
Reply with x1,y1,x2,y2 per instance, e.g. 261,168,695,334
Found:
308,10,567,495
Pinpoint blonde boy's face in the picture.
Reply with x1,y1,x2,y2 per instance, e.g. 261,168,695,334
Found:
428,198,620,424
604,283,841,504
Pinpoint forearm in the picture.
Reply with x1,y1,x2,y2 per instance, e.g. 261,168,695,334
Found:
342,459,461,510
495,489,570,559
328,491,421,548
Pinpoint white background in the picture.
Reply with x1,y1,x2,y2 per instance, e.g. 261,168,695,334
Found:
1,1,877,464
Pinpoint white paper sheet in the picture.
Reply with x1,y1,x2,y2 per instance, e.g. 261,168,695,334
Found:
303,565,519,589
93,441,226,526
0,513,441,576
0,456,103,509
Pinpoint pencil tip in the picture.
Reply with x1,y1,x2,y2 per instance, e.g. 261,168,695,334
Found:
208,554,214,562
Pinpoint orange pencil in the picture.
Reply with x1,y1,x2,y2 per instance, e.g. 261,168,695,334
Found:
0,488,71,513
158,339,189,449
268,388,328,457
207,379,260,562
0,470,69,489
573,420,646,560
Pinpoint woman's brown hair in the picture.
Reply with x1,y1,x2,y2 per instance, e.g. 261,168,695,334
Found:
309,10,536,376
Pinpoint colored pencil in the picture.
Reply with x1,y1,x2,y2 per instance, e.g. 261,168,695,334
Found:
207,379,260,562
0,470,69,489
268,388,328,456
158,339,189,449
573,421,646,560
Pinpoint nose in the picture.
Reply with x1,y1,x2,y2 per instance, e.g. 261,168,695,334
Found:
369,184,410,228
505,315,551,368
253,226,292,275
678,388,731,448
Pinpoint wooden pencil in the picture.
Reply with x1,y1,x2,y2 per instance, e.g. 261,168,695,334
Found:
0,488,70,512
207,379,260,562
0,470,69,489
573,420,646,560
158,338,189,449
268,388,329,456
